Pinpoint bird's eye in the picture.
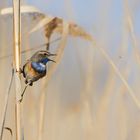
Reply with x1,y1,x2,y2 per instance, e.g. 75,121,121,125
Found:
43,53,47,55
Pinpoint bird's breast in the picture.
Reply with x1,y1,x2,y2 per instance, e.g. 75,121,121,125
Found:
23,61,47,85
23,62,39,77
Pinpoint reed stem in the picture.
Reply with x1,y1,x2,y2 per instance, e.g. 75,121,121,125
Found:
38,22,69,140
12,0,23,140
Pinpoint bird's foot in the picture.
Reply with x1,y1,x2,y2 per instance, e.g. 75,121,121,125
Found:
25,80,33,86
25,80,28,84
29,82,33,86
19,68,23,74
19,96,23,102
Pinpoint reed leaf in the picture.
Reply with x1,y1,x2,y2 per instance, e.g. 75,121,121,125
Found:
30,16,93,41
0,5,44,17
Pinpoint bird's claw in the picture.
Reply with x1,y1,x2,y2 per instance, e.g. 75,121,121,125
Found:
19,96,23,102
19,68,23,74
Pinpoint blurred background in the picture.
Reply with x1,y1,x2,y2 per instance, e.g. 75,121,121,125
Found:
0,0,140,140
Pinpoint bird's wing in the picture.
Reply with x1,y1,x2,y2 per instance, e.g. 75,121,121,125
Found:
31,62,46,73
22,63,27,78
22,62,33,78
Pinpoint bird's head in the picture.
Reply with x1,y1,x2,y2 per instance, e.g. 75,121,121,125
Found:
30,50,56,64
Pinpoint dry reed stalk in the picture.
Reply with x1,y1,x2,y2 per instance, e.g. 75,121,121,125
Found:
102,5,128,100
38,22,69,140
95,72,116,139
124,0,140,66
30,16,92,42
62,4,96,138
0,69,14,140
95,66,130,140
1,5,43,16
91,39,140,109
30,17,54,33
97,16,130,118
98,51,126,112
98,70,116,109
12,0,23,140
0,37,60,60
0,7,13,140
121,4,129,54
78,46,97,140
97,70,122,117
97,5,130,109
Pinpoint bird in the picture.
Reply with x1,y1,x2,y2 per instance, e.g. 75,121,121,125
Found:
22,50,56,86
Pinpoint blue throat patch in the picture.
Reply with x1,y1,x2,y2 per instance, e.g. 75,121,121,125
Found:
40,58,50,64
31,62,46,73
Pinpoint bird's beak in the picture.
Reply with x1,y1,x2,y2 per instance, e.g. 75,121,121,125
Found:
48,58,56,63
48,53,57,56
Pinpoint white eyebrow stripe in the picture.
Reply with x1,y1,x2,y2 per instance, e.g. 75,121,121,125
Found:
38,51,50,55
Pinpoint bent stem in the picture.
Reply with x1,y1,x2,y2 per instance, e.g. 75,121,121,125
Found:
38,22,69,140
91,39,140,109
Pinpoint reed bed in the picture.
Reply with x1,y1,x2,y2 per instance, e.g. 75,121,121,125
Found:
0,0,140,140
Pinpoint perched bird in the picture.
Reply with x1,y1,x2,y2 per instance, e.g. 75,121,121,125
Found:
22,50,56,86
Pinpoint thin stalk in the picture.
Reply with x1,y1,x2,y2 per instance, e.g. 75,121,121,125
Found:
38,22,69,140
12,0,23,140
0,37,61,60
0,68,14,140
124,0,140,66
91,39,140,109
